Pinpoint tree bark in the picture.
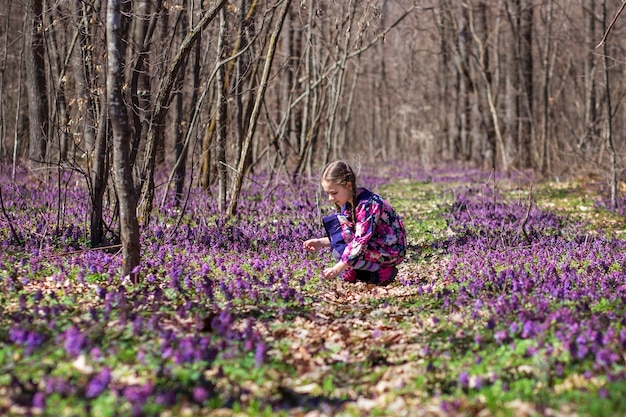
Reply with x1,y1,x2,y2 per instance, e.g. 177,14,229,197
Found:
601,0,616,209
581,0,597,151
128,0,160,169
504,0,520,170
433,4,452,161
326,1,356,161
173,10,194,207
468,1,497,170
539,0,554,174
25,0,49,169
106,0,141,280
72,0,99,156
90,93,110,247
216,7,229,213
519,0,534,169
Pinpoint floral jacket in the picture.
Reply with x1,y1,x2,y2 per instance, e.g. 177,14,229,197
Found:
337,188,406,268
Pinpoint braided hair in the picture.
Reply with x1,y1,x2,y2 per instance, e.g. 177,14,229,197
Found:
322,160,358,226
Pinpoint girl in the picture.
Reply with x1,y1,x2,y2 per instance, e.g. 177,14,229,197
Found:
303,160,406,285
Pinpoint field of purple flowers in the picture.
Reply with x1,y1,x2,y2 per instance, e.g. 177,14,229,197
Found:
1,164,625,417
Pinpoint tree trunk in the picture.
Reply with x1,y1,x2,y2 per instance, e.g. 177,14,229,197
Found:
90,92,110,247
601,0,616,209
46,5,72,162
539,0,554,174
581,0,597,151
0,1,11,160
173,11,195,207
326,1,355,161
128,0,158,169
457,3,472,162
504,0,520,170
216,7,229,213
293,0,317,178
433,4,452,161
106,0,141,280
519,0,534,169
72,0,99,156
25,0,49,169
472,1,496,170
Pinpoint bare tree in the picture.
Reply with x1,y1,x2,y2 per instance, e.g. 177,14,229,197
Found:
226,0,292,217
600,0,616,209
539,0,554,174
136,0,227,226
581,0,597,151
25,0,49,169
468,0,497,170
0,1,10,161
3,0,626,216
215,6,229,212
504,0,520,170
106,0,140,280
518,0,534,169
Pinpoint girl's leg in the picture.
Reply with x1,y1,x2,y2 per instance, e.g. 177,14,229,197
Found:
352,259,380,272
353,259,398,285
332,249,398,284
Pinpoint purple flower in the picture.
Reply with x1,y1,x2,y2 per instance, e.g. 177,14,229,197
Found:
9,326,28,344
63,326,86,357
440,399,461,412
85,367,111,398
524,346,538,358
521,320,535,338
154,389,176,406
90,347,102,360
192,386,210,403
32,392,45,409
123,382,153,405
25,331,46,355
494,330,508,344
595,348,618,369
458,371,470,388
255,341,267,367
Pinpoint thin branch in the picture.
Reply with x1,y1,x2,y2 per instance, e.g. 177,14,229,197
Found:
596,1,626,48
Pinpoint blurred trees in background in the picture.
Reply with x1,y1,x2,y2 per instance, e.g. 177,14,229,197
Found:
0,0,625,233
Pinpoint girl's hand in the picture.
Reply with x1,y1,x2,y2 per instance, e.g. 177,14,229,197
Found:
322,262,347,279
322,266,339,279
303,238,322,251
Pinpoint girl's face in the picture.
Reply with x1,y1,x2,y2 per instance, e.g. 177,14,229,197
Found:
322,179,353,207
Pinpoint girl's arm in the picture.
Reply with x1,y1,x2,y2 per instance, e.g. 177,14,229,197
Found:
323,260,348,279
303,237,330,251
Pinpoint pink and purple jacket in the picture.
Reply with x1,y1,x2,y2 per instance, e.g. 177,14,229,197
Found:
337,188,406,268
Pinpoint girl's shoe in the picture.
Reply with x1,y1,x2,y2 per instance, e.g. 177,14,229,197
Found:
376,266,398,285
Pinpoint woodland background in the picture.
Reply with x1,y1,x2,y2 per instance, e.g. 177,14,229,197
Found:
0,0,625,272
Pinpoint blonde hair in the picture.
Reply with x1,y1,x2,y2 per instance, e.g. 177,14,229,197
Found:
322,160,358,222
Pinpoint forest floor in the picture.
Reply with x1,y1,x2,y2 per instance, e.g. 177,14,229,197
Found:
207,172,626,417
2,168,626,417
